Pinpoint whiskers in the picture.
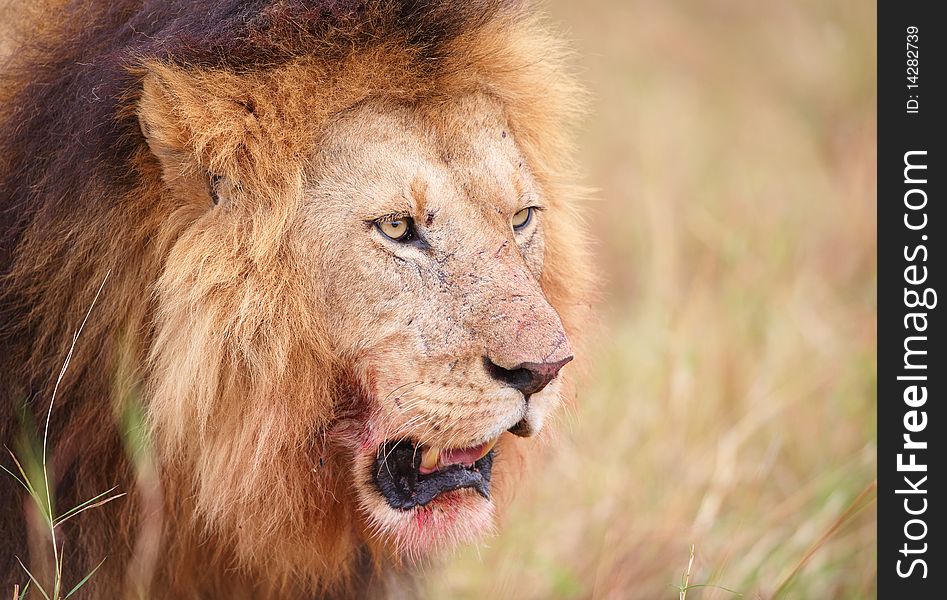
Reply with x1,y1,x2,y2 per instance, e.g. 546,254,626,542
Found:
372,382,427,476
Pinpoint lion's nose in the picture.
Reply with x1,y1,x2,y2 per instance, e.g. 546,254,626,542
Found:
484,355,573,397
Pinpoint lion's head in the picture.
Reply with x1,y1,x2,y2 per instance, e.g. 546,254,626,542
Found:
1,0,591,595
316,94,575,544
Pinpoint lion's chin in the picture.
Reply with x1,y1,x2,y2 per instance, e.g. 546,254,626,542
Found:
361,487,496,559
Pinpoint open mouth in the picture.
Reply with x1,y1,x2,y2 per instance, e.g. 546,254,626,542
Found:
371,438,498,510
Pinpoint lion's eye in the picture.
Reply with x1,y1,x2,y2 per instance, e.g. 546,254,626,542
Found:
377,217,415,242
512,207,533,230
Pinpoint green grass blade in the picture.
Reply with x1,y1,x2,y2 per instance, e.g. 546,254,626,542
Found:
4,448,39,501
55,488,125,526
0,462,33,496
682,584,743,596
63,558,107,599
5,449,53,526
55,542,66,599
14,558,50,600
17,580,31,600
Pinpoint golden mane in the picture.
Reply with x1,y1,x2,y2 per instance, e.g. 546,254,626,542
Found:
1,1,591,596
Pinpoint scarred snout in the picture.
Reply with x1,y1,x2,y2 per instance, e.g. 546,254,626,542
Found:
472,256,574,436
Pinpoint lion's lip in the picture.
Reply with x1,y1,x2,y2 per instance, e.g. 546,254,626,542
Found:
371,439,496,510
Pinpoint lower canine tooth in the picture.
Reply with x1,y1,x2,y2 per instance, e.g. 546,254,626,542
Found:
420,447,441,471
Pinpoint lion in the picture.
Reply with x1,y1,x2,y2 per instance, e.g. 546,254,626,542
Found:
0,0,592,597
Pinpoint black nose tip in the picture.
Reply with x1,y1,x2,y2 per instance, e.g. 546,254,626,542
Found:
484,356,573,397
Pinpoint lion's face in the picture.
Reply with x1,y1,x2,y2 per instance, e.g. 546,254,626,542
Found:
295,95,573,553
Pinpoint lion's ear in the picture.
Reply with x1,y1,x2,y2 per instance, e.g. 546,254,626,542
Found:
138,71,221,208
137,63,302,215
138,71,191,175
137,66,245,208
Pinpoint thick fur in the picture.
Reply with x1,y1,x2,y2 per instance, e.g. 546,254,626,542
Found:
0,1,592,597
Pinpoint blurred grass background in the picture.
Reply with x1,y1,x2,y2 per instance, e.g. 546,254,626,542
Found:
426,0,876,598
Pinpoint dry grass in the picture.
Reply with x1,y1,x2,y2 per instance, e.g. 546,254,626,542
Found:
425,0,876,598
2,273,124,599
